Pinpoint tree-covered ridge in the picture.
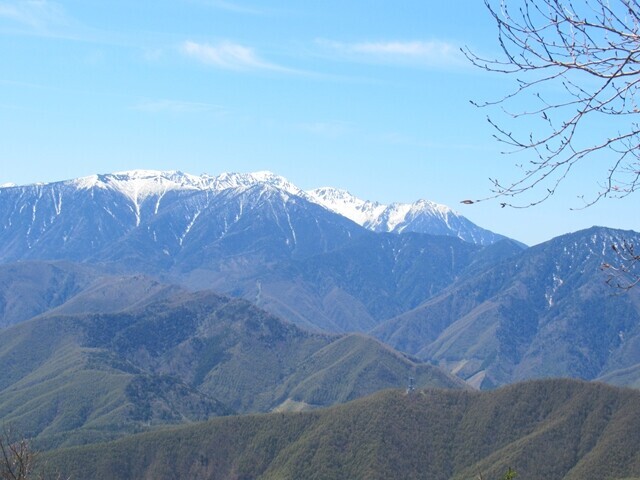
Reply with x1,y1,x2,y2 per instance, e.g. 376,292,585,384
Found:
46,379,640,480
0,290,462,450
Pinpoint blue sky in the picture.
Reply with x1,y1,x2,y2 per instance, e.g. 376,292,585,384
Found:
0,0,637,245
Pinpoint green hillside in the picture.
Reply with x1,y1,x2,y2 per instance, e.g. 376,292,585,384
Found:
46,379,640,480
0,290,462,449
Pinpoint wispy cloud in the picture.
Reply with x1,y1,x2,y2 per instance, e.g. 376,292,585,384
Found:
317,39,465,68
0,0,67,30
181,40,296,73
0,0,135,46
133,99,225,114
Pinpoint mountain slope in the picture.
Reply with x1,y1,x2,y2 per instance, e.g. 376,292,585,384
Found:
0,261,181,329
239,231,493,332
0,289,463,449
46,379,640,480
373,226,640,389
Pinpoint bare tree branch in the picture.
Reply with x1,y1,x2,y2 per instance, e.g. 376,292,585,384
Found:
463,0,640,208
603,240,640,288
0,428,65,480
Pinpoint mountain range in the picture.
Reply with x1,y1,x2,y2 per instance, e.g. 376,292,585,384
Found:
305,186,506,245
0,170,518,332
373,227,640,387
1,169,640,471
0,169,505,263
1,170,639,392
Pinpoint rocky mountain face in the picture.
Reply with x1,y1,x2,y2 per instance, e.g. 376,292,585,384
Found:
0,170,361,266
0,171,507,266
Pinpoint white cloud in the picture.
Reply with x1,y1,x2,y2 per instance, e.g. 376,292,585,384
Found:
181,40,294,73
317,39,465,68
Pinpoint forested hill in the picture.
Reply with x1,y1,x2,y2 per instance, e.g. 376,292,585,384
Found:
47,379,640,480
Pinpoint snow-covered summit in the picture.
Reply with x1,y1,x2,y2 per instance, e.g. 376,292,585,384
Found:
304,187,386,227
305,186,504,245
305,186,456,231
73,170,209,203
53,169,301,202
208,171,302,196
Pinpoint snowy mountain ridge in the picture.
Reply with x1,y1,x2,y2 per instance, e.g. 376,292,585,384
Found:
304,187,387,227
1,169,507,245
70,170,302,202
305,186,506,245
306,187,454,230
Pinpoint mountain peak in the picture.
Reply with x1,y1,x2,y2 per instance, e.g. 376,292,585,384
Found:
211,171,301,196
305,186,503,245
304,187,386,226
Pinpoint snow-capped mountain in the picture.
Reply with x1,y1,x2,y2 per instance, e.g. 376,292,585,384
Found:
305,187,506,245
0,169,516,333
0,170,508,254
72,169,302,217
5,171,639,391
0,170,358,266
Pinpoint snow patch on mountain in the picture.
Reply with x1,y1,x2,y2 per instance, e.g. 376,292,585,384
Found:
382,204,414,232
73,170,206,201
306,187,457,231
304,187,386,227
211,171,302,196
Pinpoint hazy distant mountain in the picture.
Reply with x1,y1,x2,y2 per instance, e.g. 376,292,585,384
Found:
306,186,508,245
0,289,462,449
0,261,181,329
243,233,525,333
48,379,640,480
0,170,519,332
373,226,640,389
